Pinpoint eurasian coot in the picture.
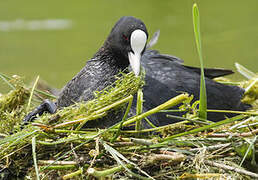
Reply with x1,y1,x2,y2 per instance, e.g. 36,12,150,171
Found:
23,16,148,124
24,16,250,129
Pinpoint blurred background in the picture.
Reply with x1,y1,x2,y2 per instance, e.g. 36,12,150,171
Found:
1,0,257,93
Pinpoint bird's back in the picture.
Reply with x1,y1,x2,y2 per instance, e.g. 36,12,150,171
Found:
138,50,251,125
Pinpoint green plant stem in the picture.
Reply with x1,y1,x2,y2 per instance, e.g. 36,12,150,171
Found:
40,165,78,170
0,72,15,90
111,95,133,142
160,109,186,113
215,81,241,86
166,114,210,125
193,3,207,119
76,95,133,130
240,136,257,167
0,130,38,158
54,129,96,134
87,164,133,178
32,136,40,180
101,139,153,179
40,119,130,171
113,93,189,128
26,75,39,112
63,167,83,179
54,112,106,129
37,136,82,146
1,71,57,98
206,109,258,115
160,114,246,143
109,120,189,134
144,117,156,128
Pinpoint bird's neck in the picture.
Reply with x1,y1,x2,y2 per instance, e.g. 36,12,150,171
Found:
93,45,129,70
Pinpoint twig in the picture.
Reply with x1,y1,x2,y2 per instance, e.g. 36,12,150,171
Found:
180,173,223,179
208,128,258,138
136,88,143,133
130,138,154,146
229,116,254,130
112,142,134,147
145,153,185,165
204,160,258,178
189,143,231,153
87,164,132,178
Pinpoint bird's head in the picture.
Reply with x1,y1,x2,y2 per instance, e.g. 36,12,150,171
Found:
105,16,148,76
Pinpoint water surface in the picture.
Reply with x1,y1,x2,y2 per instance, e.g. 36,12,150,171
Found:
1,0,257,92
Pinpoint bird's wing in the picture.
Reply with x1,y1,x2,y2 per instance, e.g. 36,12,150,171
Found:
146,30,160,49
183,65,234,79
142,49,234,79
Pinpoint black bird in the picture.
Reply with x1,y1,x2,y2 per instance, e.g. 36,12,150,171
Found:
23,16,149,125
135,48,251,127
24,17,250,129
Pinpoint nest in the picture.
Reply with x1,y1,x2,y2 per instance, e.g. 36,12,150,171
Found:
0,72,257,180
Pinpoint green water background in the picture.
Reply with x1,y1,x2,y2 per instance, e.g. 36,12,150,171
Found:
0,0,257,92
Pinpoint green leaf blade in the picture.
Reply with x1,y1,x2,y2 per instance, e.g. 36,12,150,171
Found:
192,3,207,120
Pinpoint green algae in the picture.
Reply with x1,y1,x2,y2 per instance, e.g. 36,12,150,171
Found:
0,77,30,134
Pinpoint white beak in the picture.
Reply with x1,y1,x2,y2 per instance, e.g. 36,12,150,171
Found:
128,29,147,76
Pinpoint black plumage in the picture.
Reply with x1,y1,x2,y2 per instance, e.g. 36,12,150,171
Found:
57,16,148,107
135,49,251,127
23,16,149,125
24,16,251,129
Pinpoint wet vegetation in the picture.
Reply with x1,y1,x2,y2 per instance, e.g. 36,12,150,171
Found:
0,66,257,179
0,3,258,180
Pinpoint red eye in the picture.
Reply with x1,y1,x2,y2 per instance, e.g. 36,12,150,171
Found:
123,34,129,41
